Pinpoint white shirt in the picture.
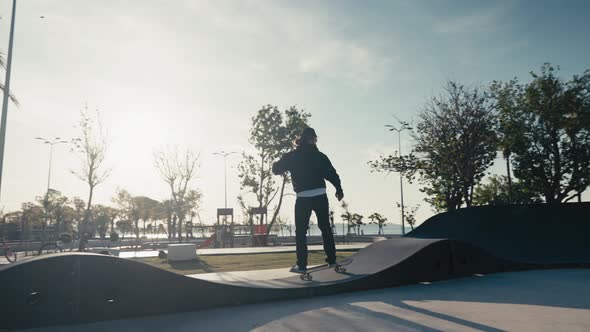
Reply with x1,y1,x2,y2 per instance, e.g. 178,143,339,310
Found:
296,187,326,198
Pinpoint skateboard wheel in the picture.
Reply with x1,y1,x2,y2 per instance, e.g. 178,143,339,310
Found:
334,266,346,273
299,273,312,281
300,273,312,281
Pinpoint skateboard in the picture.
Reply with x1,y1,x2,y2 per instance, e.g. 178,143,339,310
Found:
298,257,353,281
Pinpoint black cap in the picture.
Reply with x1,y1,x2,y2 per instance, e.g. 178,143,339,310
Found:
300,127,317,139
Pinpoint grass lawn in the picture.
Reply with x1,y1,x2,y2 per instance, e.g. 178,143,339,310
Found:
133,250,357,275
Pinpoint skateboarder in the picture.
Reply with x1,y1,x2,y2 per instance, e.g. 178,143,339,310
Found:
272,127,344,274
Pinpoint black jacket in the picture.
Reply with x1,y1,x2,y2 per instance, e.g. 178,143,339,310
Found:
272,144,343,194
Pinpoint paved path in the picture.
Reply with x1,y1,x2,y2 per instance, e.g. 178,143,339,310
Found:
24,269,590,331
191,267,312,282
119,243,368,259
0,244,368,264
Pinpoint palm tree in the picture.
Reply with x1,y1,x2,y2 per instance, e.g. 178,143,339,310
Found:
352,214,364,235
340,201,353,236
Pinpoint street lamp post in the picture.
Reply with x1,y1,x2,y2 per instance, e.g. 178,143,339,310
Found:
35,137,69,193
0,0,18,199
213,151,237,208
386,120,412,235
35,136,67,239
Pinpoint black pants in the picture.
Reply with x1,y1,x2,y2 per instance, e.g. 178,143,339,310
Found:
295,194,336,269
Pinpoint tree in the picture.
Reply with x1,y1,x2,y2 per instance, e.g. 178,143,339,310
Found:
490,79,523,198
397,203,419,231
368,212,387,235
134,196,161,236
20,203,44,238
351,213,364,235
179,189,202,238
59,206,77,234
116,219,133,239
340,201,356,236
493,64,590,203
276,216,291,236
35,189,69,238
238,105,310,239
104,206,120,235
71,106,110,249
473,175,543,206
71,197,86,237
161,199,174,239
93,204,119,240
371,81,498,211
154,147,201,241
148,200,167,236
93,206,110,240
113,189,140,239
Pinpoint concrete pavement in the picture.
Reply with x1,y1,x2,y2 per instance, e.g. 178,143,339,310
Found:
22,269,590,331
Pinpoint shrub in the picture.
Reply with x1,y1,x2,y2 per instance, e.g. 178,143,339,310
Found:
110,232,120,242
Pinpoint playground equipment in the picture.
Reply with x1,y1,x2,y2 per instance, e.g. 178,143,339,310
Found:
215,208,234,248
250,207,268,246
197,232,216,249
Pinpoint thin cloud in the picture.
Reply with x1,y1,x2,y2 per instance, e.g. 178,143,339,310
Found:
180,1,398,87
298,40,397,87
432,5,511,35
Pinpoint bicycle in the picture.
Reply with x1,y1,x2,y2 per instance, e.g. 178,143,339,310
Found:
37,240,64,256
1,237,17,263
36,233,107,256
36,231,85,256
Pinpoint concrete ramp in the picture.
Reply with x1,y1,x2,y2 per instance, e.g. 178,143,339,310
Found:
1,203,588,330
407,202,590,264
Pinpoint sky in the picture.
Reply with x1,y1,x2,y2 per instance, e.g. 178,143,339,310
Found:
0,0,589,227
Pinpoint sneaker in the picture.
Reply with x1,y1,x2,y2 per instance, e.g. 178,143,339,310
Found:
290,265,307,273
328,263,337,268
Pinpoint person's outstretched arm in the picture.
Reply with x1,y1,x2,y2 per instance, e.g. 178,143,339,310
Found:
272,152,292,175
322,153,344,201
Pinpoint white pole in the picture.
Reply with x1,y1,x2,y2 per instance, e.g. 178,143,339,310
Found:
0,0,17,199
224,155,227,208
214,150,236,208
47,144,54,192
